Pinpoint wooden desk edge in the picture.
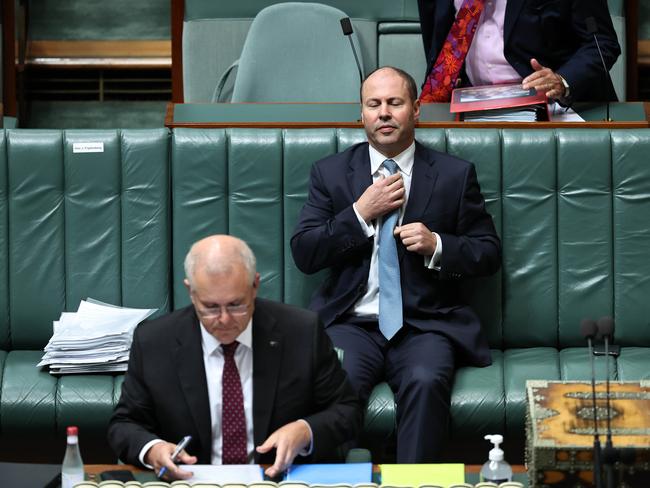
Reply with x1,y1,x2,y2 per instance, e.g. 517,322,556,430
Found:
85,464,527,475
165,103,649,129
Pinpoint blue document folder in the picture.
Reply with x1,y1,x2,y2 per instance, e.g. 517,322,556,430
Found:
285,463,373,484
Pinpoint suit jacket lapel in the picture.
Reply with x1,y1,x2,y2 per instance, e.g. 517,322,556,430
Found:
173,310,212,462
402,142,438,236
504,0,526,46
251,300,283,453
348,145,373,202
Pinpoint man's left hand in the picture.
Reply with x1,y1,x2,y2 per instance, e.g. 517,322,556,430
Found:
256,420,311,478
522,58,565,99
394,222,436,256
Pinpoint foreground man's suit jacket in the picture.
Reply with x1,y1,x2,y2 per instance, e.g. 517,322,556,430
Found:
108,298,361,466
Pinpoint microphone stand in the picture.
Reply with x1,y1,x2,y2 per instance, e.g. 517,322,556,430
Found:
603,334,616,488
588,335,603,488
339,18,363,85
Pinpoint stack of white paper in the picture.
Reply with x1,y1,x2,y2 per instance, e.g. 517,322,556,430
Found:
38,298,156,374
462,106,540,122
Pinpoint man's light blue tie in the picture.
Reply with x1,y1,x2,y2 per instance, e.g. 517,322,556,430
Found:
378,159,403,340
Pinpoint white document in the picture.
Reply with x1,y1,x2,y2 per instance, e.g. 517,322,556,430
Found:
549,102,585,122
178,464,264,483
38,298,157,373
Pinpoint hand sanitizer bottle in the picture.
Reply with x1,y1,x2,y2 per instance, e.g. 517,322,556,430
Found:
62,426,85,488
480,434,513,484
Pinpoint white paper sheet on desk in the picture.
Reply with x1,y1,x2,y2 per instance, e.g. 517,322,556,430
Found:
179,464,264,483
549,102,585,122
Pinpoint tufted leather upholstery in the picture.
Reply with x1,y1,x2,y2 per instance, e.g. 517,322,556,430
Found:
1,127,649,463
171,127,650,460
0,129,170,462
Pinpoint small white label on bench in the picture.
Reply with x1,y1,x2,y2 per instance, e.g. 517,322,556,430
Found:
73,142,104,153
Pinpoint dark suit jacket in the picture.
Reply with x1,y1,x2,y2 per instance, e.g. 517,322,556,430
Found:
290,142,501,367
108,299,360,467
417,0,621,102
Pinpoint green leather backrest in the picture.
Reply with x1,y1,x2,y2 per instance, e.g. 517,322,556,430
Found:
171,128,650,351
0,129,171,350
183,0,626,101
230,3,365,103
184,0,420,21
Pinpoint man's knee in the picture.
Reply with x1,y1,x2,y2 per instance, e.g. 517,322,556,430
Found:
402,365,453,399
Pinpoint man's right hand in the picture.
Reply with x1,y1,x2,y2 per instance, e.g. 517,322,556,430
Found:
145,441,197,480
356,173,405,223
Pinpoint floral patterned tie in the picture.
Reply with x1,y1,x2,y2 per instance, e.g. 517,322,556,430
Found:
419,0,485,103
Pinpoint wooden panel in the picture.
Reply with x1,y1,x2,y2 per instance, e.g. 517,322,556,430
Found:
171,0,185,102
25,40,171,69
2,0,17,116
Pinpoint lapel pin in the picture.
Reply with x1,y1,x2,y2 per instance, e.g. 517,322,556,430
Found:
269,340,279,347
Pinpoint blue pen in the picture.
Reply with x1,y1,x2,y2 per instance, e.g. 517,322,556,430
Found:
158,435,192,479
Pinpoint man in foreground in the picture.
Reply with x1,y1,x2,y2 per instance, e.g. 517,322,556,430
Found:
109,235,360,479
291,66,501,461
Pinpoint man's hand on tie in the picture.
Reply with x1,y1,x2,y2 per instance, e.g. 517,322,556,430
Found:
395,222,437,255
356,173,405,223
256,420,311,478
522,58,566,99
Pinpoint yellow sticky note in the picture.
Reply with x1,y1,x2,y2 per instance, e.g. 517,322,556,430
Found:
379,463,465,488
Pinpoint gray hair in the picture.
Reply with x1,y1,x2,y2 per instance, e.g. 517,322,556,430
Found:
184,236,257,288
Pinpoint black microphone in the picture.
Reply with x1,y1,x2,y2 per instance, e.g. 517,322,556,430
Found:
597,316,616,488
585,16,613,122
339,17,363,86
581,318,603,488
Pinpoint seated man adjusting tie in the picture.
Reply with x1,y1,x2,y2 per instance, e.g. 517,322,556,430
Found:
108,235,361,480
291,66,501,461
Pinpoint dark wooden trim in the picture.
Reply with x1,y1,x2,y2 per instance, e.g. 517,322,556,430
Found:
164,102,650,129
165,102,175,127
171,0,185,103
626,0,639,101
166,121,650,129
2,0,17,116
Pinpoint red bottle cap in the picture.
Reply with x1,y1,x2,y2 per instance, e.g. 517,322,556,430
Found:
67,426,79,435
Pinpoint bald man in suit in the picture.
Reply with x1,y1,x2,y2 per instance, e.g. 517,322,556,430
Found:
109,235,360,480
291,67,501,461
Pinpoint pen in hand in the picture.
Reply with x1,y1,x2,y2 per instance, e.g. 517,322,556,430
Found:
157,435,192,479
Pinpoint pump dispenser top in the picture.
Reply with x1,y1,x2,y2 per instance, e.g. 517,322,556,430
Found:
485,434,504,461
480,434,512,483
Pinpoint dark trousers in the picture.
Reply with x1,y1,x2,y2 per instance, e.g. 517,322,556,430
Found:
327,317,455,462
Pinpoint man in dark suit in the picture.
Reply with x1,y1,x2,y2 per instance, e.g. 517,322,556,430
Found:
417,0,620,102
108,235,360,480
291,66,501,461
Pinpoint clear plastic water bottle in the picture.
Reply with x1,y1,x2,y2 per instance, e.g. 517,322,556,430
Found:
480,434,513,484
62,426,85,488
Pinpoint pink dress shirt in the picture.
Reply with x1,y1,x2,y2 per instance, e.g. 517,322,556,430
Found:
454,0,521,86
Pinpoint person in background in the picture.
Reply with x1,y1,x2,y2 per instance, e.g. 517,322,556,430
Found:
291,66,501,461
109,235,360,480
417,0,621,103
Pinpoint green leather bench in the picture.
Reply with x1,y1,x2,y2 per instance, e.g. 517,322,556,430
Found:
1,128,649,464
0,129,170,462
170,127,650,462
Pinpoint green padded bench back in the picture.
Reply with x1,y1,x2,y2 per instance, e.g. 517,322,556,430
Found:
182,0,626,102
182,0,420,102
171,128,650,351
0,128,170,461
0,129,171,350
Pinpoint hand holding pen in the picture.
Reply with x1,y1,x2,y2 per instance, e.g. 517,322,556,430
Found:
157,435,194,479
